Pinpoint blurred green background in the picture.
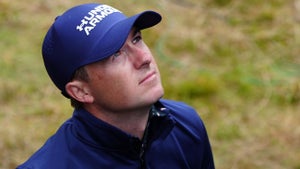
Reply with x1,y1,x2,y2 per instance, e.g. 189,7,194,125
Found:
1,0,299,168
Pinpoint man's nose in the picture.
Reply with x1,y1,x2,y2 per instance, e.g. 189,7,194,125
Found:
129,45,151,69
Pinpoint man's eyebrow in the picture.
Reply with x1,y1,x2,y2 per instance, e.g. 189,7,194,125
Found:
132,27,141,36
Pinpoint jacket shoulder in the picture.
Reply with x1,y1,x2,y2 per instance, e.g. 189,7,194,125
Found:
159,99,207,140
16,120,74,169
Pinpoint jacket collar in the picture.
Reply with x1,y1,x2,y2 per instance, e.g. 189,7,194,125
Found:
71,101,175,156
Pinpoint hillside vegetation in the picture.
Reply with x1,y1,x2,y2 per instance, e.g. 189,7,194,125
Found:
0,0,299,169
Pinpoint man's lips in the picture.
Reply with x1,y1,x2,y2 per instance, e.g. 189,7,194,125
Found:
139,71,156,85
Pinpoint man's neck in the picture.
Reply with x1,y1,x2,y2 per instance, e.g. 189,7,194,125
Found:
84,105,151,139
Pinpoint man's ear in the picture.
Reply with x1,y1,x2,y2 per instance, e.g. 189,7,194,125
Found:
65,81,94,103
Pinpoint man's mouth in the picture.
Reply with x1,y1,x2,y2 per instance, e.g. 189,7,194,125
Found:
139,71,156,85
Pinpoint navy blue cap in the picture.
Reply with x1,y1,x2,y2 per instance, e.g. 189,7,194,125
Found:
42,3,162,97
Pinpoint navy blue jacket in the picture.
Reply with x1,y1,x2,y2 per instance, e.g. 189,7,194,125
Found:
17,99,214,169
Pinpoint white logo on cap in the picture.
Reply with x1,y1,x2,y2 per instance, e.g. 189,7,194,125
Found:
76,5,121,36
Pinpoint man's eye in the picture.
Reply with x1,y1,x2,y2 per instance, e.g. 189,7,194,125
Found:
113,50,122,58
111,50,122,61
132,35,142,44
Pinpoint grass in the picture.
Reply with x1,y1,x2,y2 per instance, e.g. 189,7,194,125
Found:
1,0,300,168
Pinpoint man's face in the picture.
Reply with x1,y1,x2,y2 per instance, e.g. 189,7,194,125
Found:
84,28,164,113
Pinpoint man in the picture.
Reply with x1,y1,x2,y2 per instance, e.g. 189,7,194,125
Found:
17,3,214,169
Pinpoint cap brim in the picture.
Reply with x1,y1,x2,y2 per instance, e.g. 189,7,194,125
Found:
84,11,162,66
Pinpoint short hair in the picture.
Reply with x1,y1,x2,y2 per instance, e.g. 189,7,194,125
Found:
70,66,90,109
